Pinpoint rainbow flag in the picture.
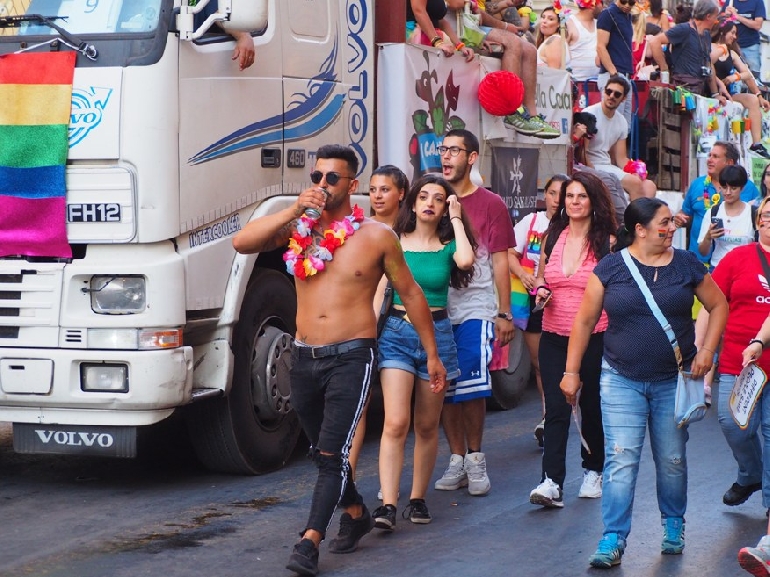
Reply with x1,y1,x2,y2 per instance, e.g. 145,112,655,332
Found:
0,52,75,259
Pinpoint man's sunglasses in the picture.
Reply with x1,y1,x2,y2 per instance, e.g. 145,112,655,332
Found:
310,171,353,186
604,88,625,98
618,0,636,6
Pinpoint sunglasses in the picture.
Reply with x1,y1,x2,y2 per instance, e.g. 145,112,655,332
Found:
310,171,353,186
604,88,624,98
618,0,636,6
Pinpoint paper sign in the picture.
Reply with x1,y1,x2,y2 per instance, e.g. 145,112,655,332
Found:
730,363,768,429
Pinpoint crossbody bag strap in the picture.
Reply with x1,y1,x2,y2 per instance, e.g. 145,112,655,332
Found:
756,244,770,282
620,249,684,370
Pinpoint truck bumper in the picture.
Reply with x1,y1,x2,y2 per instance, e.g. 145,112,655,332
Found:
0,346,194,426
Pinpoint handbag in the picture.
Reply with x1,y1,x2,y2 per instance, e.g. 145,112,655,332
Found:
510,214,538,330
457,1,486,48
620,249,708,428
376,281,393,338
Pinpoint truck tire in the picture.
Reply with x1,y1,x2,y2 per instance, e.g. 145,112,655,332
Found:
488,329,531,411
188,269,302,474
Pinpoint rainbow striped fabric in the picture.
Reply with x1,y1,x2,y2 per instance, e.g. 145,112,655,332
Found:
0,52,75,259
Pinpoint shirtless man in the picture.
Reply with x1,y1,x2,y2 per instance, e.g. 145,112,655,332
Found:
233,144,446,577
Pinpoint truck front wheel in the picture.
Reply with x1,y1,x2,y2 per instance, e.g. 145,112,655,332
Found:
188,269,302,474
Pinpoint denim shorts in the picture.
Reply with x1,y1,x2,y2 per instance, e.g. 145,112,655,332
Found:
378,315,460,381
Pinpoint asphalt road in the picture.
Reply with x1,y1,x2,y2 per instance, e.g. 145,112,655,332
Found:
0,383,767,577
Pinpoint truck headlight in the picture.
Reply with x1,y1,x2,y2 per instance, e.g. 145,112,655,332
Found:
81,363,129,392
90,276,146,314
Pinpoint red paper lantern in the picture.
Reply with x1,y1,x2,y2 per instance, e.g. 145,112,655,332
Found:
478,70,525,116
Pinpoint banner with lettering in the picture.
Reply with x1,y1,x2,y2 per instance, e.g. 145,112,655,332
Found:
377,43,481,183
730,363,769,429
0,52,74,258
490,147,539,224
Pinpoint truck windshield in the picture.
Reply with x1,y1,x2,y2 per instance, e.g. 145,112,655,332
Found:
0,0,162,35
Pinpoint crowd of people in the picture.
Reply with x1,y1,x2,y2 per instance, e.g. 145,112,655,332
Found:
233,129,770,577
228,2,770,576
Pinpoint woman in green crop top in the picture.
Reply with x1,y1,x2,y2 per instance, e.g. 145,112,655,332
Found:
372,174,476,529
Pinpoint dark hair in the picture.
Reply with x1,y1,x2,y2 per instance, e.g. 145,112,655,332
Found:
543,172,618,259
714,140,740,163
761,162,770,198
674,4,692,24
606,74,631,96
444,129,480,155
394,174,478,289
718,164,749,188
316,144,359,175
712,17,740,53
371,165,409,193
615,197,668,250
649,0,663,17
544,173,569,191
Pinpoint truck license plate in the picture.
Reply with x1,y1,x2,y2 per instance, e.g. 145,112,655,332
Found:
67,203,122,222
13,423,136,457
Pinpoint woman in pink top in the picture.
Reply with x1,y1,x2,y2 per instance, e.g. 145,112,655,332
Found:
529,171,617,509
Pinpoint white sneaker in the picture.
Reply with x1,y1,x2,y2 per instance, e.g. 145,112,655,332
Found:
530,476,564,508
578,469,603,498
434,454,468,491
464,452,491,496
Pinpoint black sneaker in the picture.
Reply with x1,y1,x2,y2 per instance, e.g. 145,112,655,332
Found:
286,538,319,576
372,504,397,532
723,482,762,506
750,143,770,159
402,498,432,524
328,504,375,554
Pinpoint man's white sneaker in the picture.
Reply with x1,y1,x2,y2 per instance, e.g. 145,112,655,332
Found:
578,469,603,499
530,476,564,508
434,454,468,491
465,452,491,496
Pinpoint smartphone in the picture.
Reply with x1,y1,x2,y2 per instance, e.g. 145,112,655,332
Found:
711,217,724,229
533,288,553,312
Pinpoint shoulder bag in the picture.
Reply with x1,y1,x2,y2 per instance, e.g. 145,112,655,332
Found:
620,249,708,428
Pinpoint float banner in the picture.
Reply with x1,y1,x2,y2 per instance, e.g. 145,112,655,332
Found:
0,52,74,258
490,147,539,224
377,43,481,183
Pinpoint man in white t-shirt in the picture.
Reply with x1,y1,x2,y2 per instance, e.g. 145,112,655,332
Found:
580,74,657,201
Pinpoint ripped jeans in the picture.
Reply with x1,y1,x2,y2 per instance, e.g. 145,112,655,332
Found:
599,360,689,541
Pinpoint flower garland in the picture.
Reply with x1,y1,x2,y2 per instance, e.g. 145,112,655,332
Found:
283,205,364,280
703,176,720,209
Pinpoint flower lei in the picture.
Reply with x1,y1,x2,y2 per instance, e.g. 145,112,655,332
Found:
703,176,720,209
283,205,364,280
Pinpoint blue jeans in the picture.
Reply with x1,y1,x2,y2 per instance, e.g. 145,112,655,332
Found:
742,44,761,76
600,361,689,541
717,373,770,506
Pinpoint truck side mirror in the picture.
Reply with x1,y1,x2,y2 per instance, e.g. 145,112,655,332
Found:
177,0,268,41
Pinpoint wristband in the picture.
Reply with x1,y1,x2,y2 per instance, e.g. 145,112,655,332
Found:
711,92,720,98
455,42,465,51
450,216,462,222
431,36,442,47
563,372,579,377
749,338,765,348
701,346,715,355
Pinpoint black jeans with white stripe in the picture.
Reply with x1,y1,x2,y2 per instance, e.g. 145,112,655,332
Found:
290,345,375,536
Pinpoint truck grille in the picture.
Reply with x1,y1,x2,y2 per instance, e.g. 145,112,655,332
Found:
0,264,64,347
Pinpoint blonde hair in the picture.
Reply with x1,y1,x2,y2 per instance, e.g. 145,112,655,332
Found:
631,7,647,46
757,196,770,228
